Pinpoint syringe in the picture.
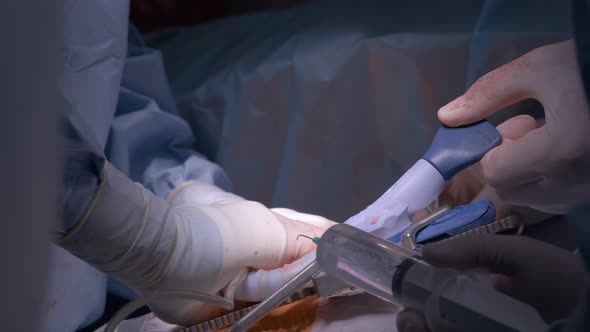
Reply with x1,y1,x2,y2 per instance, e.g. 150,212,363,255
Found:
316,224,549,332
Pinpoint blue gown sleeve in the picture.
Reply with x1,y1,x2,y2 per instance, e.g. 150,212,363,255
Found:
108,25,232,199
60,22,231,233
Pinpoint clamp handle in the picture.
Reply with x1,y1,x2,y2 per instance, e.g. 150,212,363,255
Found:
422,121,502,181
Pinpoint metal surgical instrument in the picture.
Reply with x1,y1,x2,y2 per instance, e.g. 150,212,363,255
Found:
226,260,321,332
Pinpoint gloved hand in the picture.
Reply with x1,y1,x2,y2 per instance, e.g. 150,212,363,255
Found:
414,115,548,223
396,234,585,332
436,162,554,228
438,40,590,214
57,163,333,326
168,182,335,230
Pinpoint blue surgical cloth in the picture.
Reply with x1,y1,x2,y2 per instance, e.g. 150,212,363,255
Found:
146,0,571,223
54,1,230,330
53,0,575,330
61,10,230,235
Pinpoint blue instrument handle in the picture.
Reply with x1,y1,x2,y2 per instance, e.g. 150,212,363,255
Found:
422,121,502,181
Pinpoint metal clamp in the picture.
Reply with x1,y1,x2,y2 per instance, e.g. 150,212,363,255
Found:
226,260,321,332
400,206,452,250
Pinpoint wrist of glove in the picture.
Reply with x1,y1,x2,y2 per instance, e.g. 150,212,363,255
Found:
167,181,245,206
57,163,329,325
396,234,585,332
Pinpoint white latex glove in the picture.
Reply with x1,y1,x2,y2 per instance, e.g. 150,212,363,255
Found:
438,40,590,214
57,163,328,326
170,182,337,301
168,182,335,231
167,181,245,206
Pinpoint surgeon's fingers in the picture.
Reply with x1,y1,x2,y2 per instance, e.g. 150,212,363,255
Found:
463,112,536,217
414,116,537,219
493,179,573,214
438,55,534,127
471,185,511,218
272,212,333,266
396,310,430,332
481,126,550,189
495,114,538,140
437,162,486,207
421,234,536,275
476,114,542,192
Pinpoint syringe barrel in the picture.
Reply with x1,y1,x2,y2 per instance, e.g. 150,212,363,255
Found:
316,223,422,304
392,257,463,310
317,224,548,332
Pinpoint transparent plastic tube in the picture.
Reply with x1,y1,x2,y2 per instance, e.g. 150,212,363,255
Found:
235,251,316,301
235,160,445,301
316,224,548,332
343,159,445,229
316,223,419,304
105,290,232,332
